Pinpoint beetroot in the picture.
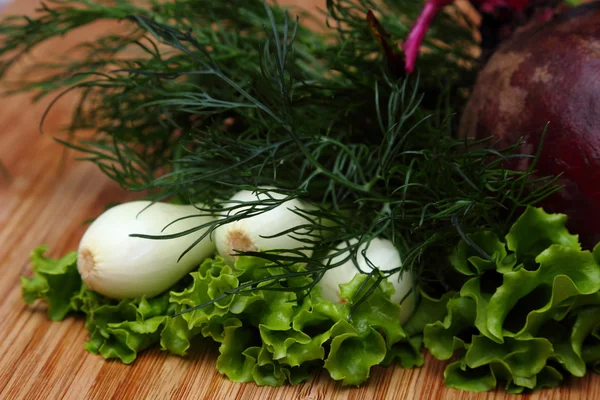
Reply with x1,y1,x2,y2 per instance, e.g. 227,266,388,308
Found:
459,2,600,247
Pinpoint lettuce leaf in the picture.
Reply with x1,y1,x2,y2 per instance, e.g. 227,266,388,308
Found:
21,246,80,321
424,206,600,393
324,320,387,386
21,250,423,387
22,205,600,392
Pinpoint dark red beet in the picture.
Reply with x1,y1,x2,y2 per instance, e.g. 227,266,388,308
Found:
459,2,600,248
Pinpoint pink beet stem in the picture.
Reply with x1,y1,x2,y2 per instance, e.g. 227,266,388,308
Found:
402,0,454,74
403,0,531,73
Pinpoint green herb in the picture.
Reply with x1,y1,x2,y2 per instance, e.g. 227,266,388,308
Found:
0,0,560,306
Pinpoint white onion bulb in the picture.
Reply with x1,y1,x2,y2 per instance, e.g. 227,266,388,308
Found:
318,237,415,324
77,201,216,299
214,188,314,265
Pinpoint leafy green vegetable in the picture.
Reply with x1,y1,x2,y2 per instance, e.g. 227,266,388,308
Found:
21,247,420,386
19,206,600,392
324,321,387,385
424,206,600,393
21,246,80,321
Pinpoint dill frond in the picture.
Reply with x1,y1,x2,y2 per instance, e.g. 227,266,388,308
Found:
0,0,559,310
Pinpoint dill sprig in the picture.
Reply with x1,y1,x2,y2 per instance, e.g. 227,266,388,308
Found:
0,0,560,311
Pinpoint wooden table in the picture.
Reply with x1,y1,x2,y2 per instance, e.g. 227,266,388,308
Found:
0,1,597,399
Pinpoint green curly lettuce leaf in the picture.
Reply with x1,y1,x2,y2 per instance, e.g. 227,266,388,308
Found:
505,206,581,262
25,205,600,392
423,206,600,393
496,246,599,338
20,246,80,321
324,320,387,386
75,289,171,364
215,319,258,382
161,312,198,356
449,231,508,276
259,326,312,361
21,249,426,387
339,275,407,346
424,296,475,360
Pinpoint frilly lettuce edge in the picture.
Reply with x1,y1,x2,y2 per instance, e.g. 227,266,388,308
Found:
425,206,600,393
20,247,423,386
21,206,600,392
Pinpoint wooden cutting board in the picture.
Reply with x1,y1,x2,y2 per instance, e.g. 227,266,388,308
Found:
0,1,597,399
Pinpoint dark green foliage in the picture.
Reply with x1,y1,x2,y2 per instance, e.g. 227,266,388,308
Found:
0,0,559,303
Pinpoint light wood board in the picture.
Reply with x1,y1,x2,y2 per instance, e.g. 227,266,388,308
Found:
0,1,597,399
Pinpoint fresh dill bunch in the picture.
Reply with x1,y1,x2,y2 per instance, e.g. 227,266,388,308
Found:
0,0,559,310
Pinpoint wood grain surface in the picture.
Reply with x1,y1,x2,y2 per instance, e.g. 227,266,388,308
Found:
0,1,597,399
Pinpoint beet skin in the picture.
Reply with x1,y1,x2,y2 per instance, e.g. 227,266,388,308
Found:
459,2,600,248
